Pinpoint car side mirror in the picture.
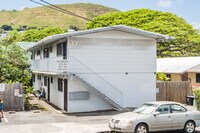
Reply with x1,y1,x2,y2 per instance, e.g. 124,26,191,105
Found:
153,111,160,116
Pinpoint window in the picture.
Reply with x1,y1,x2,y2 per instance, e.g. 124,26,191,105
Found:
171,104,187,113
58,78,63,92
133,104,158,114
196,73,200,83
43,48,49,58
57,43,63,56
37,75,41,80
32,74,35,82
156,104,170,114
182,73,188,81
51,77,53,83
36,50,40,56
57,42,67,58
44,76,47,86
31,51,34,60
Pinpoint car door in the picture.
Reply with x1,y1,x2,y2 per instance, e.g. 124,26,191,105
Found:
171,104,189,130
150,104,173,131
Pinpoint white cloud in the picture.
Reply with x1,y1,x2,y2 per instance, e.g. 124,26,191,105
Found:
157,0,172,8
191,22,200,30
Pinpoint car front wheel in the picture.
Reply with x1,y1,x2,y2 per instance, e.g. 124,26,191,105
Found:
134,123,149,133
184,121,195,133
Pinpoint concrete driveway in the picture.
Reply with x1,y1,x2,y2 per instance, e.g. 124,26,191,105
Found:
0,96,200,133
1,110,200,133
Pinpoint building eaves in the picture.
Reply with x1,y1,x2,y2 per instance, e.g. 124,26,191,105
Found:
28,25,173,50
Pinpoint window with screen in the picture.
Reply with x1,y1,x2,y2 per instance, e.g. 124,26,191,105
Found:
43,48,49,58
58,78,63,92
57,43,63,56
196,73,200,83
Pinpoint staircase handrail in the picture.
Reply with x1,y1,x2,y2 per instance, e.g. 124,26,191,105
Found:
68,56,123,106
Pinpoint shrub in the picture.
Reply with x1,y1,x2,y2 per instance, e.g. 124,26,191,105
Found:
194,90,200,110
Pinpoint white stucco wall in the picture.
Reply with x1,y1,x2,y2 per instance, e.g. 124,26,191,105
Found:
33,74,42,90
32,30,157,111
33,74,65,110
68,79,113,112
68,30,156,108
49,75,65,110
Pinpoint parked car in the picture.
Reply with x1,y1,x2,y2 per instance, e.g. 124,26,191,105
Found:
109,101,200,133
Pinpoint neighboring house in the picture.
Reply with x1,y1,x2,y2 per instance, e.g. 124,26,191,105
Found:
28,25,171,112
157,57,200,88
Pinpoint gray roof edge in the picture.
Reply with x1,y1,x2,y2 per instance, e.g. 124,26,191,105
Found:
28,25,173,50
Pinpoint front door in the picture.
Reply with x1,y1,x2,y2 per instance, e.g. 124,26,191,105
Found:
150,104,173,131
64,79,68,111
47,77,50,101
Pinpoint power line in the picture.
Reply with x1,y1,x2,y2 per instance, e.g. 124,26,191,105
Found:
29,0,108,27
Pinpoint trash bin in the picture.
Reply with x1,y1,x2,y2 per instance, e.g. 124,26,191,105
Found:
187,95,195,105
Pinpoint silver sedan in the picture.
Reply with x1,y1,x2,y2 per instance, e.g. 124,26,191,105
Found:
109,101,200,133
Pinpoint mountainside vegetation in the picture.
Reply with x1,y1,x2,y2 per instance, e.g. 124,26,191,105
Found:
4,27,64,43
0,3,118,31
87,9,200,57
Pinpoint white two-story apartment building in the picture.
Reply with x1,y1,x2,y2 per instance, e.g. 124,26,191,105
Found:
28,25,171,112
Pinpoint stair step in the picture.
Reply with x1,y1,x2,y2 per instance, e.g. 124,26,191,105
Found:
74,75,123,110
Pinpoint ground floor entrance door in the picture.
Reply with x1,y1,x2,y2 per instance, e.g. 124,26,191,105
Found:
64,79,68,111
47,77,50,101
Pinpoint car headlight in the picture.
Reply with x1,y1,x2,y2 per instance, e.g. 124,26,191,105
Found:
119,120,133,125
127,120,133,125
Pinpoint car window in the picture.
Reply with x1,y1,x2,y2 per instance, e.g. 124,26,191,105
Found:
133,104,158,114
156,104,170,114
171,104,187,113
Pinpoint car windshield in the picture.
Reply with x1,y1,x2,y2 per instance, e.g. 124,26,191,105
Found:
133,103,158,114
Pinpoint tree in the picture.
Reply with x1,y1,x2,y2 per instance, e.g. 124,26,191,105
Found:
86,9,200,57
156,72,170,81
2,27,64,43
69,25,79,31
0,43,31,85
19,27,64,42
1,25,13,31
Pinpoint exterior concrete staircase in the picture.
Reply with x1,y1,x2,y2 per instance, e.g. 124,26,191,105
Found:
68,56,124,111
73,74,124,110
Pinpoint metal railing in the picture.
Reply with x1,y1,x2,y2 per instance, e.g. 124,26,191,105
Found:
68,56,123,107
30,56,67,72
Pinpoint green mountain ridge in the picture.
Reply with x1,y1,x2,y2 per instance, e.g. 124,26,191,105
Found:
0,3,119,30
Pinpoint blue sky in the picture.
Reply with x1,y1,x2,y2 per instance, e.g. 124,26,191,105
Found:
1,0,200,29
